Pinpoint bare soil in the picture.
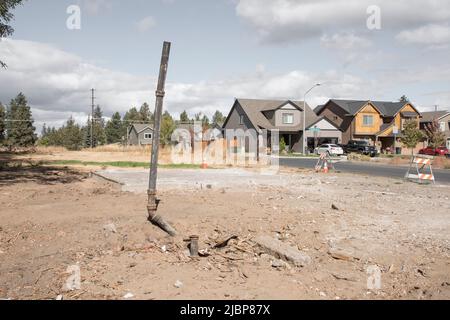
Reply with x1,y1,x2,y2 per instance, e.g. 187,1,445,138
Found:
1,163,450,300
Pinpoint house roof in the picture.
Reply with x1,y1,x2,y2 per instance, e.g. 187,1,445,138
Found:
130,123,153,134
234,98,319,132
325,99,419,117
306,116,341,131
420,111,450,123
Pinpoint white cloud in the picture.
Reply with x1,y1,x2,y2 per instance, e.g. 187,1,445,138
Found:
0,39,373,130
236,0,450,43
396,24,450,47
82,0,112,15
320,32,372,50
135,16,157,33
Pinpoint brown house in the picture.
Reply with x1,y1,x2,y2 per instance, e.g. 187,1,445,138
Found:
315,99,422,153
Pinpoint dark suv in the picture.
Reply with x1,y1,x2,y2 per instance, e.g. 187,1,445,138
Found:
344,140,378,157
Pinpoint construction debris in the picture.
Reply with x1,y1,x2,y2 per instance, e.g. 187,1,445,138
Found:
213,235,238,249
254,236,311,267
103,223,117,234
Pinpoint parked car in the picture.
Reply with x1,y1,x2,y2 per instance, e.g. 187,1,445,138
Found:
418,146,449,156
344,140,378,157
315,144,344,156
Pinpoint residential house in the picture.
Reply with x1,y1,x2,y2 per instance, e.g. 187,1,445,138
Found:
314,99,422,153
420,110,450,149
222,99,342,154
127,124,154,146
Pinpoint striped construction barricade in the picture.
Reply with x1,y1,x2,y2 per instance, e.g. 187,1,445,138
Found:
405,155,435,184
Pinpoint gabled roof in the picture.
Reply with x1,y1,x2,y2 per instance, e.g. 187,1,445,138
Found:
323,99,420,117
129,123,153,134
229,98,319,132
306,116,341,131
420,111,450,123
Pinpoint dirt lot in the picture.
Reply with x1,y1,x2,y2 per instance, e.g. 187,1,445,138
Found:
1,161,450,300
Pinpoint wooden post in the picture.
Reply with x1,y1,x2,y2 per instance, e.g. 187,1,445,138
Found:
147,41,177,236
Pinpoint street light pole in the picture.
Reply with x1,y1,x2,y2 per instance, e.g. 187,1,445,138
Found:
303,83,321,154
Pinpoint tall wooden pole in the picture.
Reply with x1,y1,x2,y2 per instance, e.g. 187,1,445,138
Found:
147,41,177,236
91,88,95,148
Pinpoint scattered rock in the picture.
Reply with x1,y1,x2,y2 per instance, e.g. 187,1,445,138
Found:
331,204,340,211
62,265,81,292
254,236,311,267
123,292,134,299
328,247,358,261
271,259,288,269
129,262,137,268
56,295,63,300
161,245,167,253
103,223,117,234
174,280,183,288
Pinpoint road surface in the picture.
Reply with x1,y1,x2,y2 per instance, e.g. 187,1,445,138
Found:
279,157,450,184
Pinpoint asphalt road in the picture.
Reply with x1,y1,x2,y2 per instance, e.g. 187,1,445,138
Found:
279,157,450,185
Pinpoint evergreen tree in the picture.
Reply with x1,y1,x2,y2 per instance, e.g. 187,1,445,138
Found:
105,112,124,144
0,102,6,144
399,95,409,103
6,93,36,147
83,116,94,148
61,117,83,150
201,115,210,129
1,0,25,68
139,103,153,123
180,110,189,123
160,111,176,146
41,123,48,137
212,110,225,125
92,105,106,146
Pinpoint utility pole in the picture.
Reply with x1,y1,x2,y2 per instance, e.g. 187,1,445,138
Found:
147,41,177,236
91,88,95,148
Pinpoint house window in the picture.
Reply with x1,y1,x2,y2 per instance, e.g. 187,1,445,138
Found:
282,113,294,125
363,115,374,126
144,133,152,140
440,122,446,132
239,115,244,125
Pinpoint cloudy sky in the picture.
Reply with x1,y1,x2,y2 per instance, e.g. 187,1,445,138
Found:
1,0,450,132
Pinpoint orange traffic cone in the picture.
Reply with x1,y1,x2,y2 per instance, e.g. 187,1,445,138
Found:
323,161,329,173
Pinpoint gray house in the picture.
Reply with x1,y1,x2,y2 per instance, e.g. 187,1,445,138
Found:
127,124,154,146
222,98,342,154
420,110,450,149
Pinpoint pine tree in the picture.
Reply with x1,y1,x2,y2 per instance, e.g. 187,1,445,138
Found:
212,110,225,125
92,105,106,146
1,1,25,68
139,103,153,123
160,111,176,146
83,116,94,148
6,93,36,147
61,117,83,150
180,110,189,123
0,102,6,145
105,112,124,144
201,115,210,129
399,95,409,103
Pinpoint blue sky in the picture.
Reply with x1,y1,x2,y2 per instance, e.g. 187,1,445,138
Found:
1,0,450,130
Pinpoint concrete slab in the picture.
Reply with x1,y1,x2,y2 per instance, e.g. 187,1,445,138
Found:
94,168,291,193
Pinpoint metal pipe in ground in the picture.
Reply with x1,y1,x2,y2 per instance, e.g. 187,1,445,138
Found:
147,41,177,237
